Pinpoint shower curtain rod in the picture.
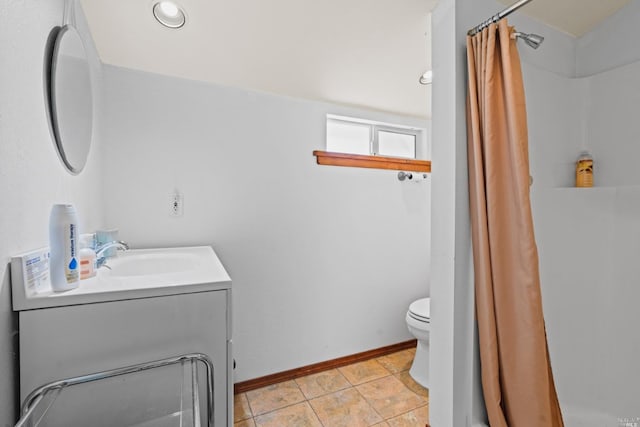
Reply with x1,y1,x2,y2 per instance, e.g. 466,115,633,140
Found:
467,0,534,36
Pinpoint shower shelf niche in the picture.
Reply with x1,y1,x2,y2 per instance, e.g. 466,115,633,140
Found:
552,186,616,190
549,186,617,198
551,185,640,191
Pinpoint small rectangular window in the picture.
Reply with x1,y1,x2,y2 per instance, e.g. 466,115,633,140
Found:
326,120,370,155
325,115,423,160
378,130,416,159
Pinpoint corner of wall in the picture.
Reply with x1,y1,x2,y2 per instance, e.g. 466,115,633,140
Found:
575,1,640,77
430,0,482,425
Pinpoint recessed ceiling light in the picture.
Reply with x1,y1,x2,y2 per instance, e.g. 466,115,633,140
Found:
153,1,186,29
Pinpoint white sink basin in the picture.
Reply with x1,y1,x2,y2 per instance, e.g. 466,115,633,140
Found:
104,250,201,277
11,246,231,310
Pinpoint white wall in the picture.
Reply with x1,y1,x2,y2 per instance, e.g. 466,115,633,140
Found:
0,1,104,425
101,65,431,382
429,1,474,425
522,0,640,420
575,0,640,208
582,24,640,414
605,187,640,415
586,60,640,187
545,2,640,416
576,1,640,77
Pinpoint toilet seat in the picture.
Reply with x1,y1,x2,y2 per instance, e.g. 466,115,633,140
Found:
408,298,430,323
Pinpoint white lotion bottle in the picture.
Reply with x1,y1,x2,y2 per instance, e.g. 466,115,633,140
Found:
49,204,80,291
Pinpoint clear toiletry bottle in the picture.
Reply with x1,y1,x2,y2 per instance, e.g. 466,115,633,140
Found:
49,204,80,291
79,233,97,279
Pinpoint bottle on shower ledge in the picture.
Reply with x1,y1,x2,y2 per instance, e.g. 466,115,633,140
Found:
575,151,593,188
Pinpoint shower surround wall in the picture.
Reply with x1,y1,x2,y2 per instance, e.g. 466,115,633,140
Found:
100,65,431,384
521,1,640,422
0,1,104,425
431,0,640,425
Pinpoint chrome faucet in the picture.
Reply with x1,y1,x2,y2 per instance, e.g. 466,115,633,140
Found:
95,240,129,267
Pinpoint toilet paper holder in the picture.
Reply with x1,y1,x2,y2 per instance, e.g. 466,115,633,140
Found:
398,171,428,182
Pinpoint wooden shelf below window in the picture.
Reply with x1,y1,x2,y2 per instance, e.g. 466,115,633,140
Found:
313,151,431,173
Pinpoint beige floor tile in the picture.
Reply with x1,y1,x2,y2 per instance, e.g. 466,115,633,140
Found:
254,402,322,427
376,350,415,374
235,418,256,427
246,381,306,416
387,405,429,427
372,423,390,427
338,359,390,385
394,371,429,399
234,393,253,421
309,388,383,427
295,369,351,399
356,376,427,419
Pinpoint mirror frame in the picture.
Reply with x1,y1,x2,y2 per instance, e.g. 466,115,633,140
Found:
48,24,94,175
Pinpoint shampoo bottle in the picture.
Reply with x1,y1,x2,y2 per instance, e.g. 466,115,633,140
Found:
49,204,80,291
576,151,594,188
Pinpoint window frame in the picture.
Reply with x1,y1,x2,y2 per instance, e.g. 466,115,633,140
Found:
326,115,424,160
315,115,431,173
374,126,417,159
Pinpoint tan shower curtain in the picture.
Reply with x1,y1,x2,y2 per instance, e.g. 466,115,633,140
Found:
466,20,563,427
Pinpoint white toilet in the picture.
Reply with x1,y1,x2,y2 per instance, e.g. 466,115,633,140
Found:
406,297,430,388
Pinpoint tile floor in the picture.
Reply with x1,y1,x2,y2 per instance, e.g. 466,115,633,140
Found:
234,347,428,427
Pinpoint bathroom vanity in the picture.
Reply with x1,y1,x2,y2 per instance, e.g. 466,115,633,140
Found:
12,246,232,427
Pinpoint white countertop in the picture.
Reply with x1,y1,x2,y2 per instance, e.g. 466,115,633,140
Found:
12,246,231,311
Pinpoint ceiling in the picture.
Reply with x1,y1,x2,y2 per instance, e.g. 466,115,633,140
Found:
80,0,436,119
79,0,632,120
496,0,632,37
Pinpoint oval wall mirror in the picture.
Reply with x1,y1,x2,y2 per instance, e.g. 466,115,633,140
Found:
50,24,93,174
